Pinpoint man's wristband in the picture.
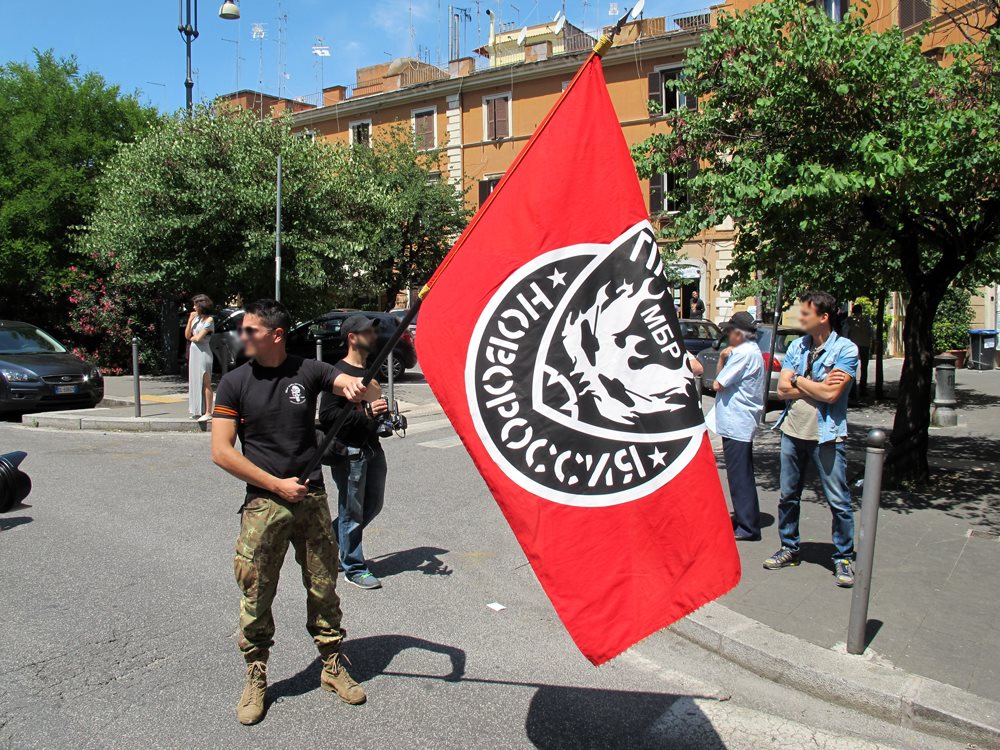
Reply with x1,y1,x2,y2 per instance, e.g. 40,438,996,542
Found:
791,373,799,388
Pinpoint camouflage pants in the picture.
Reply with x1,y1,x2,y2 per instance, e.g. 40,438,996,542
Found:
234,489,344,663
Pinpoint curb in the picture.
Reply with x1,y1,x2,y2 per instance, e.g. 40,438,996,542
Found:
21,411,208,433
670,602,1000,748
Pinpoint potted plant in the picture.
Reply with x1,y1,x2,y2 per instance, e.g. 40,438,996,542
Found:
933,287,974,368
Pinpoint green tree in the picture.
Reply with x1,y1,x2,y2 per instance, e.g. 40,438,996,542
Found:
633,0,1000,482
0,50,157,330
76,110,468,371
327,128,470,306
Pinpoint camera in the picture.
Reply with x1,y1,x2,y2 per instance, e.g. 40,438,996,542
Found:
363,399,408,438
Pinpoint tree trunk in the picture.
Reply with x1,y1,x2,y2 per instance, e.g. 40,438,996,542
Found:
875,291,886,399
886,287,941,484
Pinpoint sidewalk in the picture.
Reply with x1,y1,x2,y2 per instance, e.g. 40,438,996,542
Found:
20,371,443,431
707,361,1000,707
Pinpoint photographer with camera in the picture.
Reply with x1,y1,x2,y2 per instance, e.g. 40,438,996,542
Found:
319,314,401,591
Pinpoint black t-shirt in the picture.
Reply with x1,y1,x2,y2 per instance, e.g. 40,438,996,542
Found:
213,355,341,494
689,298,705,319
318,360,379,449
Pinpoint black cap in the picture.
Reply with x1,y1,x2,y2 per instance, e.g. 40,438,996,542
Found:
720,311,758,333
341,314,375,341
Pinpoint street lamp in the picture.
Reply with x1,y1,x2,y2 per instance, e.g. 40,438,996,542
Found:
219,1,241,20
178,0,240,114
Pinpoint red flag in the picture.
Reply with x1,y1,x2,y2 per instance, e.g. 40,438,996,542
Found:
417,53,740,665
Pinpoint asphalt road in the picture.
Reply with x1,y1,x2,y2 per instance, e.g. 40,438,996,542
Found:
0,416,965,750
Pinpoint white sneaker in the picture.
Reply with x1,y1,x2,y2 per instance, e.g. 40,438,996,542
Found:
197,413,213,422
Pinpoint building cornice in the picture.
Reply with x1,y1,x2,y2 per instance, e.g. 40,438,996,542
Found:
292,31,701,128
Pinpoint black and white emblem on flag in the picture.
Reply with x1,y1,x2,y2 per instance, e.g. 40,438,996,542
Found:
466,221,706,507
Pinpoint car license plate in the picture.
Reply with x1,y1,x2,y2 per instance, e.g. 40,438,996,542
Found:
55,385,78,395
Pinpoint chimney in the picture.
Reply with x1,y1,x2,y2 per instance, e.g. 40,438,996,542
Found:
449,56,475,77
524,41,553,63
322,85,347,106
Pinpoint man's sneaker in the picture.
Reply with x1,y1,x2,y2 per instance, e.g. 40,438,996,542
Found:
347,571,382,590
320,652,366,704
763,547,800,570
236,661,267,725
834,559,855,588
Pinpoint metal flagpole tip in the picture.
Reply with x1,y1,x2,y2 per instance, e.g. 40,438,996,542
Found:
867,428,888,448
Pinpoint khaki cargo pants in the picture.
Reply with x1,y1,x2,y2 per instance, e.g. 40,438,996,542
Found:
234,488,344,663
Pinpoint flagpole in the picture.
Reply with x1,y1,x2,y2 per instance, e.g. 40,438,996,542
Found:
418,6,636,301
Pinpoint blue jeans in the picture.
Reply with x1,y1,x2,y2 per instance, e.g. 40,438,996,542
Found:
778,434,855,561
329,445,387,576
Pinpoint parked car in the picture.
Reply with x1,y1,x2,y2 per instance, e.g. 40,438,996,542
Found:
0,320,104,414
286,311,417,380
389,307,419,341
679,319,724,355
209,307,244,374
697,325,804,402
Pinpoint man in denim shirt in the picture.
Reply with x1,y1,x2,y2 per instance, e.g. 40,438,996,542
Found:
764,291,859,587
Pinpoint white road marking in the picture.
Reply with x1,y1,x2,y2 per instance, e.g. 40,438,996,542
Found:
418,435,462,449
404,418,454,435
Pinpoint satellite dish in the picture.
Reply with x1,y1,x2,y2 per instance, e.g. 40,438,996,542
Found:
554,15,566,33
517,26,528,46
553,9,562,22
629,0,646,19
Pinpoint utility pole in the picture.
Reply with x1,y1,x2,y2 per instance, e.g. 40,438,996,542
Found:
275,154,283,302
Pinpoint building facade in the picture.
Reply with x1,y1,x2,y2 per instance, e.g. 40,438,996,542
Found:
223,0,997,337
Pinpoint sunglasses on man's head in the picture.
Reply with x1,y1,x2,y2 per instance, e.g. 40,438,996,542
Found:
238,325,272,337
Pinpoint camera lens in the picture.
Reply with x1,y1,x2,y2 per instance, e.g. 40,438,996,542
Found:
0,451,31,513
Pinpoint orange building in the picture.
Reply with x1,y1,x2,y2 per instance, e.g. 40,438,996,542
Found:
223,1,997,333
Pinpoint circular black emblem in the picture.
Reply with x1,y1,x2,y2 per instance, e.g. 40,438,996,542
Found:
466,222,705,507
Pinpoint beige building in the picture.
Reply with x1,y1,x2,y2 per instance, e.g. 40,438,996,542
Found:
223,1,998,341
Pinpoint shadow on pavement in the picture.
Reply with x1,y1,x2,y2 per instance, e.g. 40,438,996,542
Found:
367,546,452,578
798,541,837,573
526,687,724,750
271,635,725,748
744,428,1000,532
268,634,466,703
0,515,32,531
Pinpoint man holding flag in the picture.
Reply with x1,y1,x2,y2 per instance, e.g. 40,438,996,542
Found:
413,20,741,665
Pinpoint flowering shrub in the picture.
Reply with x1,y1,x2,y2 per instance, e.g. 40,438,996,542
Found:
63,263,163,373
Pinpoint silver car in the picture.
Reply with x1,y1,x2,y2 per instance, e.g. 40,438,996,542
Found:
209,308,244,374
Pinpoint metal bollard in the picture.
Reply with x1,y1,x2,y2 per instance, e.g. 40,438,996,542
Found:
131,337,141,418
387,350,395,405
847,428,888,655
316,337,323,363
931,354,958,427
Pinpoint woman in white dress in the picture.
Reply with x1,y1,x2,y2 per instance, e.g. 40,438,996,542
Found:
185,294,215,421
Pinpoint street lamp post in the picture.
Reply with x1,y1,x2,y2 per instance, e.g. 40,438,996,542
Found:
178,0,241,114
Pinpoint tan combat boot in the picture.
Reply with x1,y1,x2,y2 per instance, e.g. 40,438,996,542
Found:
320,652,366,704
236,661,268,725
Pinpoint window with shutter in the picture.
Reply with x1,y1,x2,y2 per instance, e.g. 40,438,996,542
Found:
649,174,664,214
413,108,436,150
899,0,930,27
479,177,502,206
349,120,372,147
485,94,511,141
647,71,663,116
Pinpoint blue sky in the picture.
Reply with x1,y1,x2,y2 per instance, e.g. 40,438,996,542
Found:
1,1,700,113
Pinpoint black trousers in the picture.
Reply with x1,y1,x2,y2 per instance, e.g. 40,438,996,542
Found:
722,437,760,538
856,345,871,393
